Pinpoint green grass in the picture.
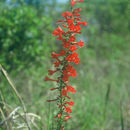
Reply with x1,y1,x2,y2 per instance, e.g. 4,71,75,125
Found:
0,36,130,129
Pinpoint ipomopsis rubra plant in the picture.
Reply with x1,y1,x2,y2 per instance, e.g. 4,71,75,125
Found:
44,0,87,129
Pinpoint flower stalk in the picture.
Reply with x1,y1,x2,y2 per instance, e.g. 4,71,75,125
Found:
44,0,87,129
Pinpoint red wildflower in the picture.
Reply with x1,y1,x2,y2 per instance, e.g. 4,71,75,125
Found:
44,76,58,82
78,21,88,26
67,19,74,27
53,61,61,67
63,42,71,48
66,64,77,77
52,26,65,40
75,17,82,21
47,99,57,102
64,115,72,121
71,0,84,8
58,113,62,118
68,35,76,42
67,85,77,94
62,11,73,19
51,50,66,61
62,73,69,82
45,0,87,128
66,101,74,106
61,88,71,99
75,40,85,48
73,8,82,14
65,107,72,113
66,52,80,64
50,87,58,91
52,26,64,36
48,69,58,75
62,88,68,96
62,24,67,28
70,46,78,52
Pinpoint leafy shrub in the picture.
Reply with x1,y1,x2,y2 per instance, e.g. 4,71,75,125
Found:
0,4,55,71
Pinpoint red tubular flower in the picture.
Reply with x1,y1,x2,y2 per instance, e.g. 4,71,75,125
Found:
48,69,58,75
50,87,58,91
53,61,62,67
62,11,73,19
52,26,64,36
66,64,77,77
64,115,72,121
63,41,71,48
69,35,76,42
58,113,62,118
61,88,71,99
65,107,72,113
75,17,82,21
44,76,58,82
66,52,80,64
62,24,67,28
66,101,74,106
51,50,66,62
67,85,77,94
78,21,88,26
61,88,68,96
73,8,82,14
45,0,87,128
69,45,78,52
71,0,84,8
75,40,85,48
47,99,57,102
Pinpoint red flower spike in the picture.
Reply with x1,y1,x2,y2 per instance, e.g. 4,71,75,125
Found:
45,0,87,128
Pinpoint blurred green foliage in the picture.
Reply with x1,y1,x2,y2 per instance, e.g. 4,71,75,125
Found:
0,3,55,71
0,0,130,130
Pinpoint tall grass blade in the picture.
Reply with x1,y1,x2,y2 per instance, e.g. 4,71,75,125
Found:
47,97,51,130
0,64,31,130
120,101,124,130
104,83,111,119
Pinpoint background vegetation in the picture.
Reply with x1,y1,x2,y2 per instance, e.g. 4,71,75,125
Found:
0,0,129,130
